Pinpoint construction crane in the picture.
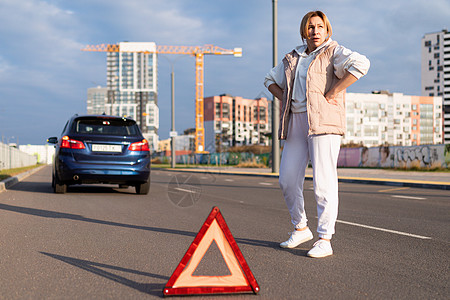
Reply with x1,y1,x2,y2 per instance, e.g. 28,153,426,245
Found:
82,43,242,153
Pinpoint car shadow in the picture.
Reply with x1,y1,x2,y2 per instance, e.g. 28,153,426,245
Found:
40,252,167,297
0,202,278,250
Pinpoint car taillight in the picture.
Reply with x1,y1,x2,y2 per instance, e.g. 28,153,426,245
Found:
60,136,85,149
128,139,150,151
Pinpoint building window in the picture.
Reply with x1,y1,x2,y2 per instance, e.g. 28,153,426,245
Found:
223,103,230,119
215,103,221,119
259,107,266,121
434,53,440,59
424,40,431,46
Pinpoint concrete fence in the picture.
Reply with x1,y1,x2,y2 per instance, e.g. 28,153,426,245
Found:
0,142,38,171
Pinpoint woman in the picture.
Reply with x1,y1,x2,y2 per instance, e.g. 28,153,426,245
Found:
264,11,370,258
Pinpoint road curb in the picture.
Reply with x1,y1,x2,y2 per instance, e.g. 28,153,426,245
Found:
154,167,450,190
0,165,47,193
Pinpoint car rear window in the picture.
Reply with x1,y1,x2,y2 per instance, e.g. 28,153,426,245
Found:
73,118,140,136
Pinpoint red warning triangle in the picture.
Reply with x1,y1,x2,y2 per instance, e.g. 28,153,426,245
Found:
163,206,260,296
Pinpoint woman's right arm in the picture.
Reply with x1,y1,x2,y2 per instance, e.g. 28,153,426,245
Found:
264,62,286,100
268,83,284,100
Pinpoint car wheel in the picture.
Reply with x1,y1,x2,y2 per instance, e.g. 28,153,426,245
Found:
54,173,67,194
135,178,150,195
51,173,55,188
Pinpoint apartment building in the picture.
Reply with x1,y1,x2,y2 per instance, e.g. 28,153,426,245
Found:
203,95,270,152
87,42,159,151
343,91,443,147
87,86,108,115
421,29,450,143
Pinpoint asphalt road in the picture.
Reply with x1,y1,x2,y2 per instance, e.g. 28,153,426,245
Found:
0,166,448,299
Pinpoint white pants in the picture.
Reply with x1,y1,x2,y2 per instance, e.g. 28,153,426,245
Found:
279,112,341,240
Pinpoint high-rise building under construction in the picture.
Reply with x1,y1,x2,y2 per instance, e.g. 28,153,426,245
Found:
87,42,159,151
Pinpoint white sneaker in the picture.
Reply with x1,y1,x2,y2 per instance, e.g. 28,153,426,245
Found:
280,228,313,248
307,239,333,258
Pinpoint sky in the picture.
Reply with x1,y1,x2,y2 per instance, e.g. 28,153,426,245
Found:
0,0,449,145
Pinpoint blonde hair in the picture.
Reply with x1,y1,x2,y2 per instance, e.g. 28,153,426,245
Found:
300,11,332,42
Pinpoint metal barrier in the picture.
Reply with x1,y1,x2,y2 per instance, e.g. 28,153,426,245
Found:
0,142,38,171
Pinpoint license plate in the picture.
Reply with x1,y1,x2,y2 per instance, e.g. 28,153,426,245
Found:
92,144,122,152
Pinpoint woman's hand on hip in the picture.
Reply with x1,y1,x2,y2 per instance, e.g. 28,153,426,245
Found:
325,71,358,105
325,90,339,105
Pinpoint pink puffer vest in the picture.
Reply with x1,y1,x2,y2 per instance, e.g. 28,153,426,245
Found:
279,41,345,140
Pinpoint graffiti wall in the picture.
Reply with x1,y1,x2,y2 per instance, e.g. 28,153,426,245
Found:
338,144,449,168
158,144,450,169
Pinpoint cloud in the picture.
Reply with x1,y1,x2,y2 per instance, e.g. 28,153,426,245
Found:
0,0,91,93
70,0,222,45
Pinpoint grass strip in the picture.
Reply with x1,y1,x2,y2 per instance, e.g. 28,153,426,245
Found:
0,164,43,181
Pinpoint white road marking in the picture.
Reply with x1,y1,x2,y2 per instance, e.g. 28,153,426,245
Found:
225,179,234,182
174,187,198,193
378,187,410,193
259,182,273,185
392,195,426,200
336,219,432,240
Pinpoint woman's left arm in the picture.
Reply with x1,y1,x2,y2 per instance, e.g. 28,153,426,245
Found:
325,71,357,105
326,45,370,105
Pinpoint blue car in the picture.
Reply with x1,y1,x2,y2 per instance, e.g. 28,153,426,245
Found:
47,114,151,194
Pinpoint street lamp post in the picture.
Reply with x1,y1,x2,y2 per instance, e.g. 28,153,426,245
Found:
170,66,175,168
272,0,280,173
160,55,185,169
